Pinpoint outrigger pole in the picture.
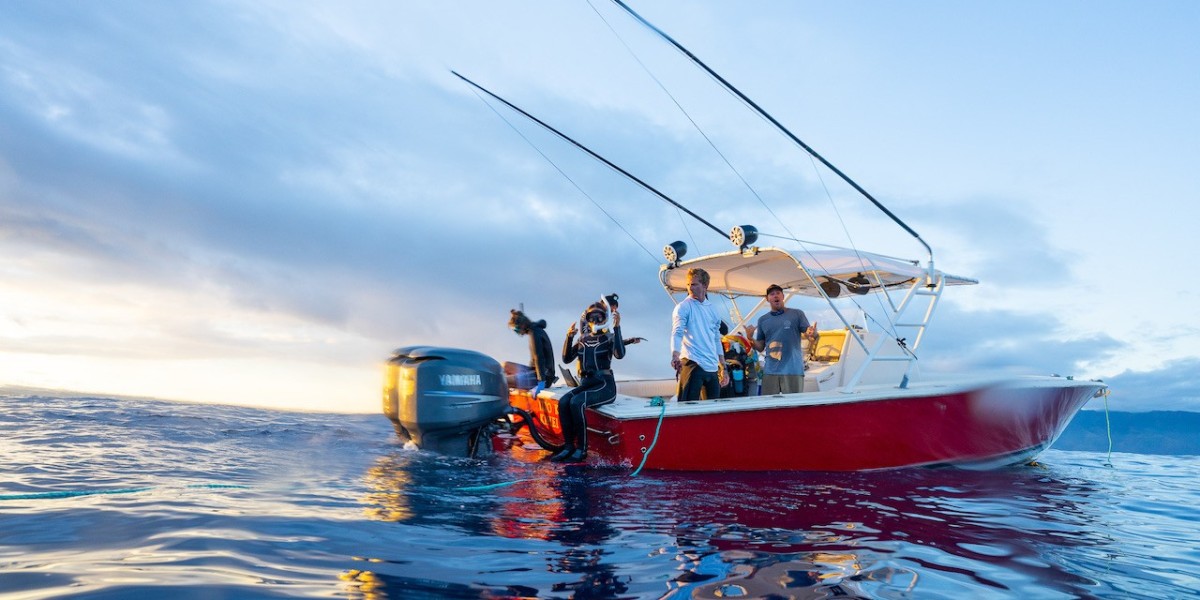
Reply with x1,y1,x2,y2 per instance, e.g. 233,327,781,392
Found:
609,0,933,262
451,71,731,242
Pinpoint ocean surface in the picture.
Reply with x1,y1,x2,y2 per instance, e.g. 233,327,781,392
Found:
2,394,1198,599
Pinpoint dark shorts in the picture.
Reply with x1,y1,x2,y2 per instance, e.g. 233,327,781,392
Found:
678,358,721,401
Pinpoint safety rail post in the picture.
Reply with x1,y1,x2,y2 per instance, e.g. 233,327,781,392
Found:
841,270,945,393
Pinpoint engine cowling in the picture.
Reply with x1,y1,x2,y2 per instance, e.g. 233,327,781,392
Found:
382,346,509,457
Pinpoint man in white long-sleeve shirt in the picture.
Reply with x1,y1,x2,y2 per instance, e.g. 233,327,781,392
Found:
670,268,728,400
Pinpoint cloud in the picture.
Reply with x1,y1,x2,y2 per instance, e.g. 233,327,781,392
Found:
1,1,1197,412
905,197,1075,288
913,301,1122,378
1091,358,1200,412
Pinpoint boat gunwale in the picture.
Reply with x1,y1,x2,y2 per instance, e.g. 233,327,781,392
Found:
574,375,1106,421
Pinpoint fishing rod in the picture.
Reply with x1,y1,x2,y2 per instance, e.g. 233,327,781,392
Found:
451,70,730,243
609,0,933,262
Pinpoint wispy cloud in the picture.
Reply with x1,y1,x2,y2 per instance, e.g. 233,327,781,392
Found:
1,1,1197,411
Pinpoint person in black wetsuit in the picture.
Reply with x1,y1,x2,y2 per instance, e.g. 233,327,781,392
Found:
551,298,626,463
509,309,557,396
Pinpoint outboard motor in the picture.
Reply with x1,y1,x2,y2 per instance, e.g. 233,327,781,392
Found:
382,346,509,457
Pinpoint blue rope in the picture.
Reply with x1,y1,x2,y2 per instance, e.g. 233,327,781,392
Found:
455,478,535,492
631,397,668,477
1102,388,1114,468
0,487,155,501
0,483,250,501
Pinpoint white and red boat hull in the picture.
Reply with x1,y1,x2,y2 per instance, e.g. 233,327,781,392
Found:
509,376,1103,471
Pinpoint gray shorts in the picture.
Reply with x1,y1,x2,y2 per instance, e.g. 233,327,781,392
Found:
761,374,803,395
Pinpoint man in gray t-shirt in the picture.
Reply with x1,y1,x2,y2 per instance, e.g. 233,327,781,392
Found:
745,284,818,395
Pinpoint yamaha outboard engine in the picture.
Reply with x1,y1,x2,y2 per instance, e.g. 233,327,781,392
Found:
382,346,509,457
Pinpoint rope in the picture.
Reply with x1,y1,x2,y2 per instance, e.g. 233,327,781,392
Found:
1101,388,1114,467
0,483,250,501
631,396,668,477
455,478,536,493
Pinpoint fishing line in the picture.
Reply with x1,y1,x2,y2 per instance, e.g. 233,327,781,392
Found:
807,154,907,344
465,86,661,266
602,0,913,354
609,0,933,263
594,0,818,327
674,206,699,262
586,0,799,244
455,72,729,242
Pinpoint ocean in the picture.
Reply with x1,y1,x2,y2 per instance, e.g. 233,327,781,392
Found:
2,394,1198,599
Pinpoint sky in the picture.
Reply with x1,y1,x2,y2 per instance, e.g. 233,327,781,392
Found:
2,1,1198,413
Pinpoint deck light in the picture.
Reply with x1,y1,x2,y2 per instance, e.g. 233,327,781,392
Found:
820,280,842,298
730,225,758,249
664,241,687,266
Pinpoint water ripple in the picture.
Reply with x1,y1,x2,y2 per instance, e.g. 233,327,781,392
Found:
2,395,1199,598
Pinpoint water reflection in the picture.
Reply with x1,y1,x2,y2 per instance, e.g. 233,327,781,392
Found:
654,468,1108,598
542,470,628,598
667,550,916,600
358,448,630,598
357,445,1112,599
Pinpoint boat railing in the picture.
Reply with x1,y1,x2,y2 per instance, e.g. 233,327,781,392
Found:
841,269,946,392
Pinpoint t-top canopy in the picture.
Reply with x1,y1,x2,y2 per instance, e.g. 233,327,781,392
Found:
659,247,977,298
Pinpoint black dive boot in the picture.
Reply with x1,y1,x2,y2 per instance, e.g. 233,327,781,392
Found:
562,426,588,462
550,419,577,462
549,443,576,462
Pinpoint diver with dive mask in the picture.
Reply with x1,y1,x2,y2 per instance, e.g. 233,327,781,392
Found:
552,294,630,463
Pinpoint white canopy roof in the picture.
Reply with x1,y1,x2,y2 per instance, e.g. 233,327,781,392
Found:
659,247,977,298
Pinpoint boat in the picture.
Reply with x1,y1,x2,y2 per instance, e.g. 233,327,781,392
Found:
381,2,1106,471
500,243,1105,471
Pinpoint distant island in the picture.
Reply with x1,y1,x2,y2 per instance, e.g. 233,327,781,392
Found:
1055,411,1200,456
